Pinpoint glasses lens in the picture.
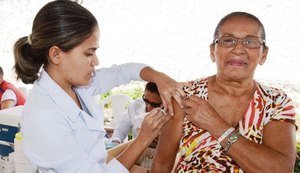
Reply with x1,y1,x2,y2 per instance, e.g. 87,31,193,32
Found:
218,36,237,48
243,37,262,48
142,95,162,108
216,35,263,49
150,102,161,108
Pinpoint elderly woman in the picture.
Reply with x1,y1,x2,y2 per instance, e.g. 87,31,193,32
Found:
151,12,297,173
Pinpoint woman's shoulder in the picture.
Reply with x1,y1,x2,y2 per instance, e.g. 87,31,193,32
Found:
187,77,208,86
257,82,295,112
257,82,296,126
182,77,208,98
257,83,289,100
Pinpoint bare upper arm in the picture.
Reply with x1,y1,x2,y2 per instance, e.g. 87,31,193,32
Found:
263,121,296,165
151,99,184,172
1,99,14,109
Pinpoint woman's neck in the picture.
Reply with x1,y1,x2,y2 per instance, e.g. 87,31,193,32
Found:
211,75,257,97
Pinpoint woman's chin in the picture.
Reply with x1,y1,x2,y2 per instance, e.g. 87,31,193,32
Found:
76,79,91,87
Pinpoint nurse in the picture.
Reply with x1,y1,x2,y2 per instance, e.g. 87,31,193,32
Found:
13,0,185,172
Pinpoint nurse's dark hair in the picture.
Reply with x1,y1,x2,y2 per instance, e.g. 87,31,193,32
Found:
213,12,266,43
13,0,98,84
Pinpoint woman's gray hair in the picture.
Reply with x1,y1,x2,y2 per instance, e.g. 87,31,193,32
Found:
213,12,266,43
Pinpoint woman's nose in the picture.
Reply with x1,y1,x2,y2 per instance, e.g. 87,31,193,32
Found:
232,40,246,54
92,55,99,66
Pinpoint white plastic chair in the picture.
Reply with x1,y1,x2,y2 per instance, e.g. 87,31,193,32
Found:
100,94,133,128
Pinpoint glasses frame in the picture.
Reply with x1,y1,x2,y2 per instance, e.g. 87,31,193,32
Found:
142,94,162,108
213,35,266,49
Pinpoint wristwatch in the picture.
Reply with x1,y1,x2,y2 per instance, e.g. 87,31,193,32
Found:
223,132,240,153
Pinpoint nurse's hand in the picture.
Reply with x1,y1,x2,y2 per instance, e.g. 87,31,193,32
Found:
140,66,190,116
115,108,171,169
138,108,171,144
154,72,188,116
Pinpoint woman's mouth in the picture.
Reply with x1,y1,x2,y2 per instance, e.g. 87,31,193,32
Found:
227,59,246,66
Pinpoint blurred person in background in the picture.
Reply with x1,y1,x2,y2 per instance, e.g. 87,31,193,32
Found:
111,82,162,169
111,82,162,144
0,66,25,110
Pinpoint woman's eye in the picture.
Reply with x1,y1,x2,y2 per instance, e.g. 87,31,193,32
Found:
224,39,232,43
221,37,235,44
85,52,93,56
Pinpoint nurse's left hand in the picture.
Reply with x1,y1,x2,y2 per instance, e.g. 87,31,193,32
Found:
154,73,189,116
138,108,171,144
140,66,190,116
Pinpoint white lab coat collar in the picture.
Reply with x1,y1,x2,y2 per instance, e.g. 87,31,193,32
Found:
37,69,103,132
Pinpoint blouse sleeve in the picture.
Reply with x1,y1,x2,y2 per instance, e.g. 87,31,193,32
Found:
265,87,296,127
91,63,147,96
1,89,17,102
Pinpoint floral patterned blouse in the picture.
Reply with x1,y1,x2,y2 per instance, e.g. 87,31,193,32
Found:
175,77,296,173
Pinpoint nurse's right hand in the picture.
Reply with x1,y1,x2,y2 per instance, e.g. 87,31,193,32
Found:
138,108,171,144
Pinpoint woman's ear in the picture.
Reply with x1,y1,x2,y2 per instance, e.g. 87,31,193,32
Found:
210,44,216,62
259,46,269,65
48,46,62,65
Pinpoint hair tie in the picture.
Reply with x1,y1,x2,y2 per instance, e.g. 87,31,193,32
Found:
27,34,32,45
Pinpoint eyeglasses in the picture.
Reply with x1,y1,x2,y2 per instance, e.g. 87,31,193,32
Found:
142,94,162,108
214,35,265,49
